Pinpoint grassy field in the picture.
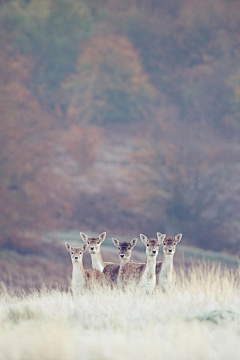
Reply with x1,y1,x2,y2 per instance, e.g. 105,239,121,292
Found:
0,263,240,360
0,230,239,293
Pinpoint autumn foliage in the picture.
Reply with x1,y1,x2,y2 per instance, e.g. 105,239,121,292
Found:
1,0,240,259
59,35,158,124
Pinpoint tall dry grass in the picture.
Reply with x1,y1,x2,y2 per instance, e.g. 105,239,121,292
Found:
0,263,240,360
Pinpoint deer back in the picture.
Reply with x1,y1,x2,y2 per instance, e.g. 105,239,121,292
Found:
84,269,105,287
119,262,145,285
103,263,120,285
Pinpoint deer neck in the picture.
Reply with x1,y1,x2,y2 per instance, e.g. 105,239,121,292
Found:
159,254,174,281
138,254,157,295
72,260,84,285
144,254,157,276
119,257,130,267
90,250,105,272
118,258,130,285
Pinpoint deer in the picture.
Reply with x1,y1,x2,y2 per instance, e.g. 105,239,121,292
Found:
80,232,119,284
112,238,138,265
156,232,182,292
111,238,138,285
119,234,166,295
65,242,105,297
80,232,110,272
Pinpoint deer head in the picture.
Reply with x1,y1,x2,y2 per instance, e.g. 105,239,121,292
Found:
80,232,106,254
157,232,182,255
140,234,166,257
65,242,88,263
112,238,137,263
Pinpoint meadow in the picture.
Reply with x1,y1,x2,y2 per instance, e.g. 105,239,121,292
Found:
0,263,240,360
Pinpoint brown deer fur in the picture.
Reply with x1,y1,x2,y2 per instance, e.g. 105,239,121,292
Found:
156,233,182,292
119,234,166,295
65,242,105,297
80,232,115,272
111,238,138,285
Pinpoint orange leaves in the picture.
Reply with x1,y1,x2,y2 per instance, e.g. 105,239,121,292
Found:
0,39,107,236
60,34,159,124
0,40,34,84
57,124,102,173
0,45,73,232
78,35,143,78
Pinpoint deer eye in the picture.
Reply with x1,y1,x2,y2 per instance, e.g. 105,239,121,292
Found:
71,252,73,254
87,242,89,244
147,244,149,246
97,241,100,244
157,244,160,246
79,252,82,255
163,243,166,246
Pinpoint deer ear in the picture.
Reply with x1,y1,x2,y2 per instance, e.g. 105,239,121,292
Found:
140,234,148,244
80,232,89,243
99,232,106,242
175,234,182,243
83,244,88,252
112,238,120,247
157,233,166,244
65,242,71,252
130,238,138,248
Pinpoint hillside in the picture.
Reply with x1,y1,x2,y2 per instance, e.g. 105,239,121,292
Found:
0,231,238,292
1,0,240,260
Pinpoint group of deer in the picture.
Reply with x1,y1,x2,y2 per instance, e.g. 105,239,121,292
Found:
65,232,182,297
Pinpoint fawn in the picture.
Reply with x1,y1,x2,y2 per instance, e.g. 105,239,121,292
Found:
65,242,104,297
156,232,182,292
119,234,166,295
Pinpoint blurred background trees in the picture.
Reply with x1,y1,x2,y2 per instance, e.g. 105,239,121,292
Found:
128,119,240,252
59,35,158,124
1,0,93,105
1,0,240,255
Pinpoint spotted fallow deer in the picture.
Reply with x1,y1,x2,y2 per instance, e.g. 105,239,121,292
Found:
112,238,138,265
80,232,110,272
156,232,182,292
80,232,119,284
65,242,104,297
120,234,166,295
112,238,138,285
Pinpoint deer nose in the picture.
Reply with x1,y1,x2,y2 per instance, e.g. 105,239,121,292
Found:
152,250,156,254
168,249,172,253
74,256,78,259
90,247,94,250
120,254,124,258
